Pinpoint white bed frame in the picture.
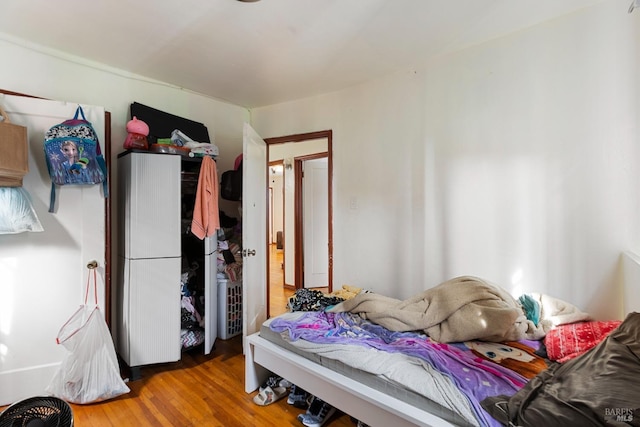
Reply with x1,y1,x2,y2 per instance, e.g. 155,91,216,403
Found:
245,332,460,427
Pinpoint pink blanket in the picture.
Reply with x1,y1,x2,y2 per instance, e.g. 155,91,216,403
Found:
544,320,621,362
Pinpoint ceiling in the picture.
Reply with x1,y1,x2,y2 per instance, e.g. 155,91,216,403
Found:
0,0,606,109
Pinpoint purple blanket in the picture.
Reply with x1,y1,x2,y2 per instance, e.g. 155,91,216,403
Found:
270,311,536,427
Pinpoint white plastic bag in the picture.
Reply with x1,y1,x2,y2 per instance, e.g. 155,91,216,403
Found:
0,187,44,234
46,269,130,404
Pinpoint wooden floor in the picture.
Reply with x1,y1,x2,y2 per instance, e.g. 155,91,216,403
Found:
269,244,293,317
1,246,353,426
2,337,357,426
2,335,353,427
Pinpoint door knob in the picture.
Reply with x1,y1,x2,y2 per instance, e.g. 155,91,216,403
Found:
243,249,256,257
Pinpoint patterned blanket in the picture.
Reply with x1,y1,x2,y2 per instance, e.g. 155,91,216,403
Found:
270,311,548,427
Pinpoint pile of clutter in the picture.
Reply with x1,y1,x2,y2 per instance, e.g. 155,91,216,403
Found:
180,267,205,350
123,116,219,159
287,285,369,312
216,212,242,283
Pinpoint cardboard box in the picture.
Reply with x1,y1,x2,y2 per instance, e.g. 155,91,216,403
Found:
0,106,29,187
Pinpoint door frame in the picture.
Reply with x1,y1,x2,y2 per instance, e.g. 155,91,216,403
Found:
265,130,333,315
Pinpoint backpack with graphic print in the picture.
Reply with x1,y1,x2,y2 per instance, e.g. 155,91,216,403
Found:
44,106,108,212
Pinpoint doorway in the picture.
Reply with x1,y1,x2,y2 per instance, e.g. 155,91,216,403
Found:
265,130,333,317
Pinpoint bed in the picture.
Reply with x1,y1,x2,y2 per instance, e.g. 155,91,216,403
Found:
245,317,468,427
245,277,639,427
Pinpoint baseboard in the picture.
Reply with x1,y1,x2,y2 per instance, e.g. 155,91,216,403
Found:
0,363,60,406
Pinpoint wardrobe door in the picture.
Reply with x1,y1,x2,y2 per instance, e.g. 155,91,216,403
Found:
123,153,181,259
123,257,181,366
203,236,218,355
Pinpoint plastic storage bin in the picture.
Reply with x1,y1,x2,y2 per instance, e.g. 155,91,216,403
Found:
218,279,242,340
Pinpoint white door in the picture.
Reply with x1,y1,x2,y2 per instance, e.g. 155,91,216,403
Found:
242,123,267,345
303,157,329,288
0,94,106,405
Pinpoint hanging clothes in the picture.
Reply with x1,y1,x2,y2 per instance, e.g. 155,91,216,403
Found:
191,155,220,239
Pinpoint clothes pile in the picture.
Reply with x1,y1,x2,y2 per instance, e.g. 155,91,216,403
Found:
180,268,205,350
171,129,219,158
216,214,242,283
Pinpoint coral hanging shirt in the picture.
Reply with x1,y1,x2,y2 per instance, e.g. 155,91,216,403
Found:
191,155,220,239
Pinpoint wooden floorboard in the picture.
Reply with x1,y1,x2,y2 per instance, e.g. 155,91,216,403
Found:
2,245,351,426
2,329,356,427
269,243,291,317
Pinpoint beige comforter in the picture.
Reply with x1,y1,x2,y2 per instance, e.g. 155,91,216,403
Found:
326,276,590,343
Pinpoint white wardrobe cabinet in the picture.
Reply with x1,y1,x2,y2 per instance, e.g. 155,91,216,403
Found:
115,151,217,378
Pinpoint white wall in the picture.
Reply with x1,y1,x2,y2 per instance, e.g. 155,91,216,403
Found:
252,2,640,320
0,34,250,212
0,35,248,404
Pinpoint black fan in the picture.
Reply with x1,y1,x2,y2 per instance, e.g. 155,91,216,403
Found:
0,396,73,427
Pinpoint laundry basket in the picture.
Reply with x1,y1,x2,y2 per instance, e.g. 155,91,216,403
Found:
218,279,242,339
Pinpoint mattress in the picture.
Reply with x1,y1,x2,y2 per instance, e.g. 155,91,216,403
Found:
260,312,476,427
